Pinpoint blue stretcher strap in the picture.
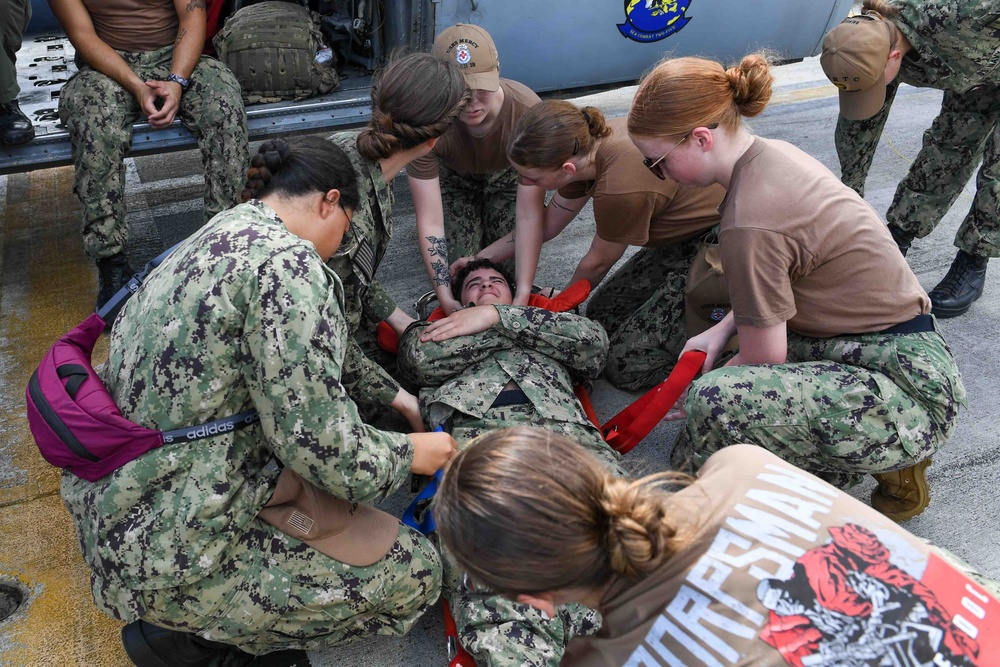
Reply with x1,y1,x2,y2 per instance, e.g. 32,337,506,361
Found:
402,426,446,535
402,469,443,535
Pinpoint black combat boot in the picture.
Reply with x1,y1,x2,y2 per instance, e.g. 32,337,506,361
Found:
122,620,311,667
0,100,34,146
95,253,136,320
887,224,914,258
122,620,235,666
928,250,988,318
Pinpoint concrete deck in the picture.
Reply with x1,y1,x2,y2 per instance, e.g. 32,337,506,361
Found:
1,55,997,666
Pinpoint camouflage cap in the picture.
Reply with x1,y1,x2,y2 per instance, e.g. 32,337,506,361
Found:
433,23,500,92
820,12,892,121
258,468,400,567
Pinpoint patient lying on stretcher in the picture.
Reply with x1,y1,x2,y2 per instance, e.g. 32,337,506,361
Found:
396,258,619,468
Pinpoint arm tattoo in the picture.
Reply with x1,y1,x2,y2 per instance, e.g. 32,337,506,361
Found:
507,232,515,245
431,260,450,287
175,27,187,45
186,0,206,12
550,199,574,212
426,235,451,286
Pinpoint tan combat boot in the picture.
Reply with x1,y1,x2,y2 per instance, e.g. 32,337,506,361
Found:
870,458,932,522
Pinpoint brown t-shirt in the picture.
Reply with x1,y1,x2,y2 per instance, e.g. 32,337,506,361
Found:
564,445,998,667
557,117,724,247
407,79,541,179
83,0,179,53
719,138,930,337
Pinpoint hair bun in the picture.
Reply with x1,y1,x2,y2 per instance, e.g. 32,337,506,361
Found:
725,54,773,118
601,476,675,578
580,106,611,139
242,138,294,201
256,138,293,175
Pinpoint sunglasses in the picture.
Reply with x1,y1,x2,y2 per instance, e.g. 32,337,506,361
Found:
642,124,718,180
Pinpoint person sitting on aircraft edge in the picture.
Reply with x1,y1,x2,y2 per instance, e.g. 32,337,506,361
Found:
325,52,470,432
0,0,34,145
505,100,728,391
408,23,547,315
397,258,622,666
822,0,1000,319
49,0,250,317
61,136,457,666
628,53,965,522
435,428,1000,667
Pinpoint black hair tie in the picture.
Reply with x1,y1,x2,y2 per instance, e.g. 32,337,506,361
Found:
582,110,591,125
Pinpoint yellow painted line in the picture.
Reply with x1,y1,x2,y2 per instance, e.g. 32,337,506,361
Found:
770,84,839,106
0,167,129,665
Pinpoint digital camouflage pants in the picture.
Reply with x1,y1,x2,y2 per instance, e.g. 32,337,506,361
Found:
439,164,517,271
59,46,249,260
837,79,1000,258
0,0,29,104
586,236,701,391
130,519,442,654
445,403,623,666
672,326,966,489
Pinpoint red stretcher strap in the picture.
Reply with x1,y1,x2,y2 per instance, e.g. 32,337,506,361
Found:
574,384,601,430
444,600,478,667
602,350,707,455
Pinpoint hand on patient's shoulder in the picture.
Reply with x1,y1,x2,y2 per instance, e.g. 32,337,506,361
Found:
419,305,500,342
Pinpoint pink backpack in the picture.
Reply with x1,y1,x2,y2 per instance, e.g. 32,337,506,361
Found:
25,247,258,483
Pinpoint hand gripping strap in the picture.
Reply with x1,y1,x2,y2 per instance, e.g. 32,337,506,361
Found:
602,350,707,454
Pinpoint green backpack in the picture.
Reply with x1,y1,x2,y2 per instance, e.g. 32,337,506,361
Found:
214,1,339,104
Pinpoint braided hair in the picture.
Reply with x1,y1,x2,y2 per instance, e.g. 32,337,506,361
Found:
435,427,693,597
355,52,471,161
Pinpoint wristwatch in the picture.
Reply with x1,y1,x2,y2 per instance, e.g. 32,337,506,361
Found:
166,73,190,91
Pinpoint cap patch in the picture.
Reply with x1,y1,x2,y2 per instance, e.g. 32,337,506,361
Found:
455,43,472,65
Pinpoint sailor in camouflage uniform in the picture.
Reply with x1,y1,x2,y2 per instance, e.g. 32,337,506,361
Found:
822,0,1000,318
61,138,456,663
398,259,622,667
325,129,409,419
51,0,249,312
322,53,470,428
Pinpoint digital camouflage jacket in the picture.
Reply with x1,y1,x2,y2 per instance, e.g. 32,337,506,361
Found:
326,130,402,409
61,201,413,615
893,0,1000,91
397,306,611,449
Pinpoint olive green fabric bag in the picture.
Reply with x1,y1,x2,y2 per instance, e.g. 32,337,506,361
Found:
213,1,338,104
